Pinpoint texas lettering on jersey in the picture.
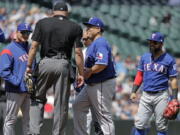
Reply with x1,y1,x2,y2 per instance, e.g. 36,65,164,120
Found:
144,62,167,74
19,54,28,62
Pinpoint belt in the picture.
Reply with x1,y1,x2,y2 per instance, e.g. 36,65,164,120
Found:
145,90,165,94
88,77,115,86
47,53,69,60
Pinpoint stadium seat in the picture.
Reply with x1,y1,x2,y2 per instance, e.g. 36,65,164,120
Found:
109,4,120,17
99,4,109,14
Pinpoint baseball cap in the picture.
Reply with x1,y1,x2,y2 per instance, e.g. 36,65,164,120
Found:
53,2,68,11
17,23,32,32
147,32,164,43
83,17,104,29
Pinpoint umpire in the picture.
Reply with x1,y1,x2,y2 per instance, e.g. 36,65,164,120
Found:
26,2,84,135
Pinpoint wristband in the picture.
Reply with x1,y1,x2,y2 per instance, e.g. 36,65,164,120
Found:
172,88,178,99
132,85,140,93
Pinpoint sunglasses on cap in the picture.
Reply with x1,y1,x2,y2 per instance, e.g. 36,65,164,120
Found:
20,31,31,35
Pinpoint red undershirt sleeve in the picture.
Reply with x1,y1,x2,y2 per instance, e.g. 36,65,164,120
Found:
134,71,143,86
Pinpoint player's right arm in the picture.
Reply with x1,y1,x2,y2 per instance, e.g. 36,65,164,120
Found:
130,71,143,100
130,55,144,101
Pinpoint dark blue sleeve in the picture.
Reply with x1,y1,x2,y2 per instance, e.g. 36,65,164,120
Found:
168,58,178,77
0,53,21,86
0,28,5,42
137,55,144,71
95,43,108,65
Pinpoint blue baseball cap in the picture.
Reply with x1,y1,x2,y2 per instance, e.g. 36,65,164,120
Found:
17,23,32,32
147,32,164,43
83,17,104,29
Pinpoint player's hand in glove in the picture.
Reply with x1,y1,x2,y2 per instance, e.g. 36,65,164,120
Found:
163,99,180,120
24,73,34,94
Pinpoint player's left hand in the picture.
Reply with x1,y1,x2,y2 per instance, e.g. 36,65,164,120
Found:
84,67,92,79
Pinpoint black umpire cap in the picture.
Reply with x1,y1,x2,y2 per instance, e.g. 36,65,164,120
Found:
53,2,68,11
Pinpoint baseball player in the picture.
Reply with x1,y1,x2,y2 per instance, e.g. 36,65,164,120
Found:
76,30,103,135
0,23,32,135
130,32,179,135
73,17,116,135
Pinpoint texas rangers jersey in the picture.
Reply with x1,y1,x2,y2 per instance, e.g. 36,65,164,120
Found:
0,41,29,93
138,52,178,91
85,37,116,84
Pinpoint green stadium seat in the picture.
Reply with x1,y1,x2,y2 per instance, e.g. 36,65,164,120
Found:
129,14,139,25
86,7,96,17
149,25,159,33
119,5,130,21
169,28,180,40
138,16,149,29
159,23,169,36
99,4,109,14
109,4,120,18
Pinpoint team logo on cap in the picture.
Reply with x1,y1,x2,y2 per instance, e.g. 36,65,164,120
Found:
25,23,29,29
89,17,93,21
152,33,156,39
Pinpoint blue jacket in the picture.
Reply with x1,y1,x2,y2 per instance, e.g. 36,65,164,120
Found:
0,41,29,93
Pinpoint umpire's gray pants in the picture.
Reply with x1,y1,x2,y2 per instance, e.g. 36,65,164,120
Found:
0,101,6,135
73,78,115,135
4,92,30,135
29,58,70,135
135,91,168,132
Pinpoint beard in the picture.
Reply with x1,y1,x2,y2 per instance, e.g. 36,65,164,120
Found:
149,47,161,54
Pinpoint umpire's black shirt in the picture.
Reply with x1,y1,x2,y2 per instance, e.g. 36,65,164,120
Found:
32,15,83,59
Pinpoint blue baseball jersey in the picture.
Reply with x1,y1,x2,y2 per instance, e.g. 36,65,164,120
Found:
138,52,178,91
0,41,30,93
85,37,116,84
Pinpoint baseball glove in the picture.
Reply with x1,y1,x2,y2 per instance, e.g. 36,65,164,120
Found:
24,73,35,94
163,99,180,120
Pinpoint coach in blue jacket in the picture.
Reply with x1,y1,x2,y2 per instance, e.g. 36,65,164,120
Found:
0,23,32,135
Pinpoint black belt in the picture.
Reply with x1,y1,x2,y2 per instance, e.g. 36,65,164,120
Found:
47,53,69,60
145,90,165,94
88,77,115,86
